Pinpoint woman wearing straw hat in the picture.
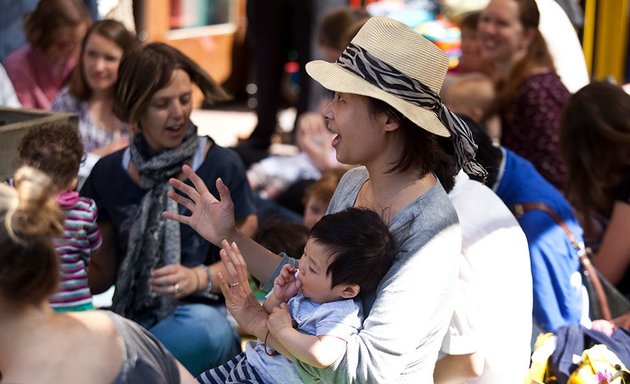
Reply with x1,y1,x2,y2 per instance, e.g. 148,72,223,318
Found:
165,16,486,383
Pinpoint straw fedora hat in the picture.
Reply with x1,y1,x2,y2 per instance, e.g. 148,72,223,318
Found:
306,16,451,137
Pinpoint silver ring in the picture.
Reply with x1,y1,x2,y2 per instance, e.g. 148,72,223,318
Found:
228,281,240,288
174,283,180,295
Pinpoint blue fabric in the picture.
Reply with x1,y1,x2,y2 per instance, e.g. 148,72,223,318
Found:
197,352,264,384
496,148,584,332
549,325,630,384
149,304,240,377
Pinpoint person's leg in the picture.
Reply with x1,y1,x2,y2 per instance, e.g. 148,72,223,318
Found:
149,304,240,376
197,352,264,384
244,0,290,149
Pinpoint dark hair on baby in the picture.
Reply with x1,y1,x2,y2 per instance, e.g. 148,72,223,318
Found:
0,167,64,306
310,207,396,294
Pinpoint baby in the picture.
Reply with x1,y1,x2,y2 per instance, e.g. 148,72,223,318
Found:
199,207,396,383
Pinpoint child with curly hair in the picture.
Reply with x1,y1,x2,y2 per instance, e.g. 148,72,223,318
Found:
17,122,101,312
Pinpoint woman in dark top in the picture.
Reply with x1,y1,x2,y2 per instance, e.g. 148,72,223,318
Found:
560,81,630,298
0,166,196,384
80,42,258,376
479,0,570,189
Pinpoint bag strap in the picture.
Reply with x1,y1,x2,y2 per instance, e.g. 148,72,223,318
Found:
511,202,613,321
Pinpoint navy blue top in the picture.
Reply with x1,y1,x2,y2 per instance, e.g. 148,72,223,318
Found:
81,139,257,273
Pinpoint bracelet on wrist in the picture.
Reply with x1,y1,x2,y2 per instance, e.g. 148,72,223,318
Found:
197,265,213,294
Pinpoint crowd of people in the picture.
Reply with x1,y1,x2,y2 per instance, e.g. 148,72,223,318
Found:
1,0,629,383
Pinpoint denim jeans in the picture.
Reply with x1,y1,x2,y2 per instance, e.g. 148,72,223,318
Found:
148,303,240,376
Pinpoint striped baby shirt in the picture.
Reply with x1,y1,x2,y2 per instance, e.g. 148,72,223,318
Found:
49,191,102,312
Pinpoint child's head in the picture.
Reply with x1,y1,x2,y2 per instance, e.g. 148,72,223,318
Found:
457,11,486,74
297,207,396,303
303,168,347,229
317,7,370,62
442,72,496,124
17,122,84,192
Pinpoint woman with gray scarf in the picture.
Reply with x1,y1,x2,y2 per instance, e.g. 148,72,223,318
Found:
80,42,258,376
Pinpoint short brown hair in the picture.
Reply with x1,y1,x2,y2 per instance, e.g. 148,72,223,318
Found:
24,0,92,51
17,122,84,191
68,19,138,100
113,42,231,133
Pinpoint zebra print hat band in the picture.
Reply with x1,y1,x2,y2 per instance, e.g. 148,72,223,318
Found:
335,42,486,178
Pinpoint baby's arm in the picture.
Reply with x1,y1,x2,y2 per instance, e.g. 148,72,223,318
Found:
262,264,301,313
267,303,347,368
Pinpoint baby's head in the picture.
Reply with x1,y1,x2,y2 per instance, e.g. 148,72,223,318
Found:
442,72,496,124
297,207,396,303
303,168,347,229
17,122,84,193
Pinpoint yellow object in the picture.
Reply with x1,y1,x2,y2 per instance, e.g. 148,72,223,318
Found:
568,344,629,384
525,332,557,384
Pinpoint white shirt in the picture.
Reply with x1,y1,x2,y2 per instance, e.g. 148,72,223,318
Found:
0,63,20,107
441,171,533,383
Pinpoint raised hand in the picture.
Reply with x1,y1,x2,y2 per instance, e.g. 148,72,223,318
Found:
216,239,267,336
163,164,236,246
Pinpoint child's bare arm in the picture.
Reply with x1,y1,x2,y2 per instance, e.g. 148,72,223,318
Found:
267,303,347,368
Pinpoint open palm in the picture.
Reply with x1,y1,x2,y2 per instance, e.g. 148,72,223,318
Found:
163,165,236,246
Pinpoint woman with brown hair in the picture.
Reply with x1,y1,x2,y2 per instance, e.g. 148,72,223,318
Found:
4,0,91,109
0,166,196,383
52,19,138,176
479,0,569,188
560,81,630,299
80,42,258,375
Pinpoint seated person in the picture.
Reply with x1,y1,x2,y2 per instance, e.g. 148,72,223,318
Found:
17,123,101,312
0,166,196,383
198,207,396,383
467,117,591,334
4,0,91,109
80,42,258,376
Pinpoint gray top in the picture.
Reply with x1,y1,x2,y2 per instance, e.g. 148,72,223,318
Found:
106,311,180,384
264,166,461,383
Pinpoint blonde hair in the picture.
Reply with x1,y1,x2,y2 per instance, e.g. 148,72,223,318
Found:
0,166,64,305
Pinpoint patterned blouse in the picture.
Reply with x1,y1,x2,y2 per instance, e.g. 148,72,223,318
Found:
52,87,129,153
500,72,570,189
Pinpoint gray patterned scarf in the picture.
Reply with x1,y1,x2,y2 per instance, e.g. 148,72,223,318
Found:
337,43,487,178
111,122,199,327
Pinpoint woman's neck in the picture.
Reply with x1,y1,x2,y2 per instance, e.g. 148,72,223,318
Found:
360,166,436,222
496,49,528,80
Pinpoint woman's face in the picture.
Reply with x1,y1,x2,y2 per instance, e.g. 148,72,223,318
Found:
50,22,87,63
459,25,485,73
139,69,193,152
82,33,124,95
321,92,388,166
478,0,528,67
